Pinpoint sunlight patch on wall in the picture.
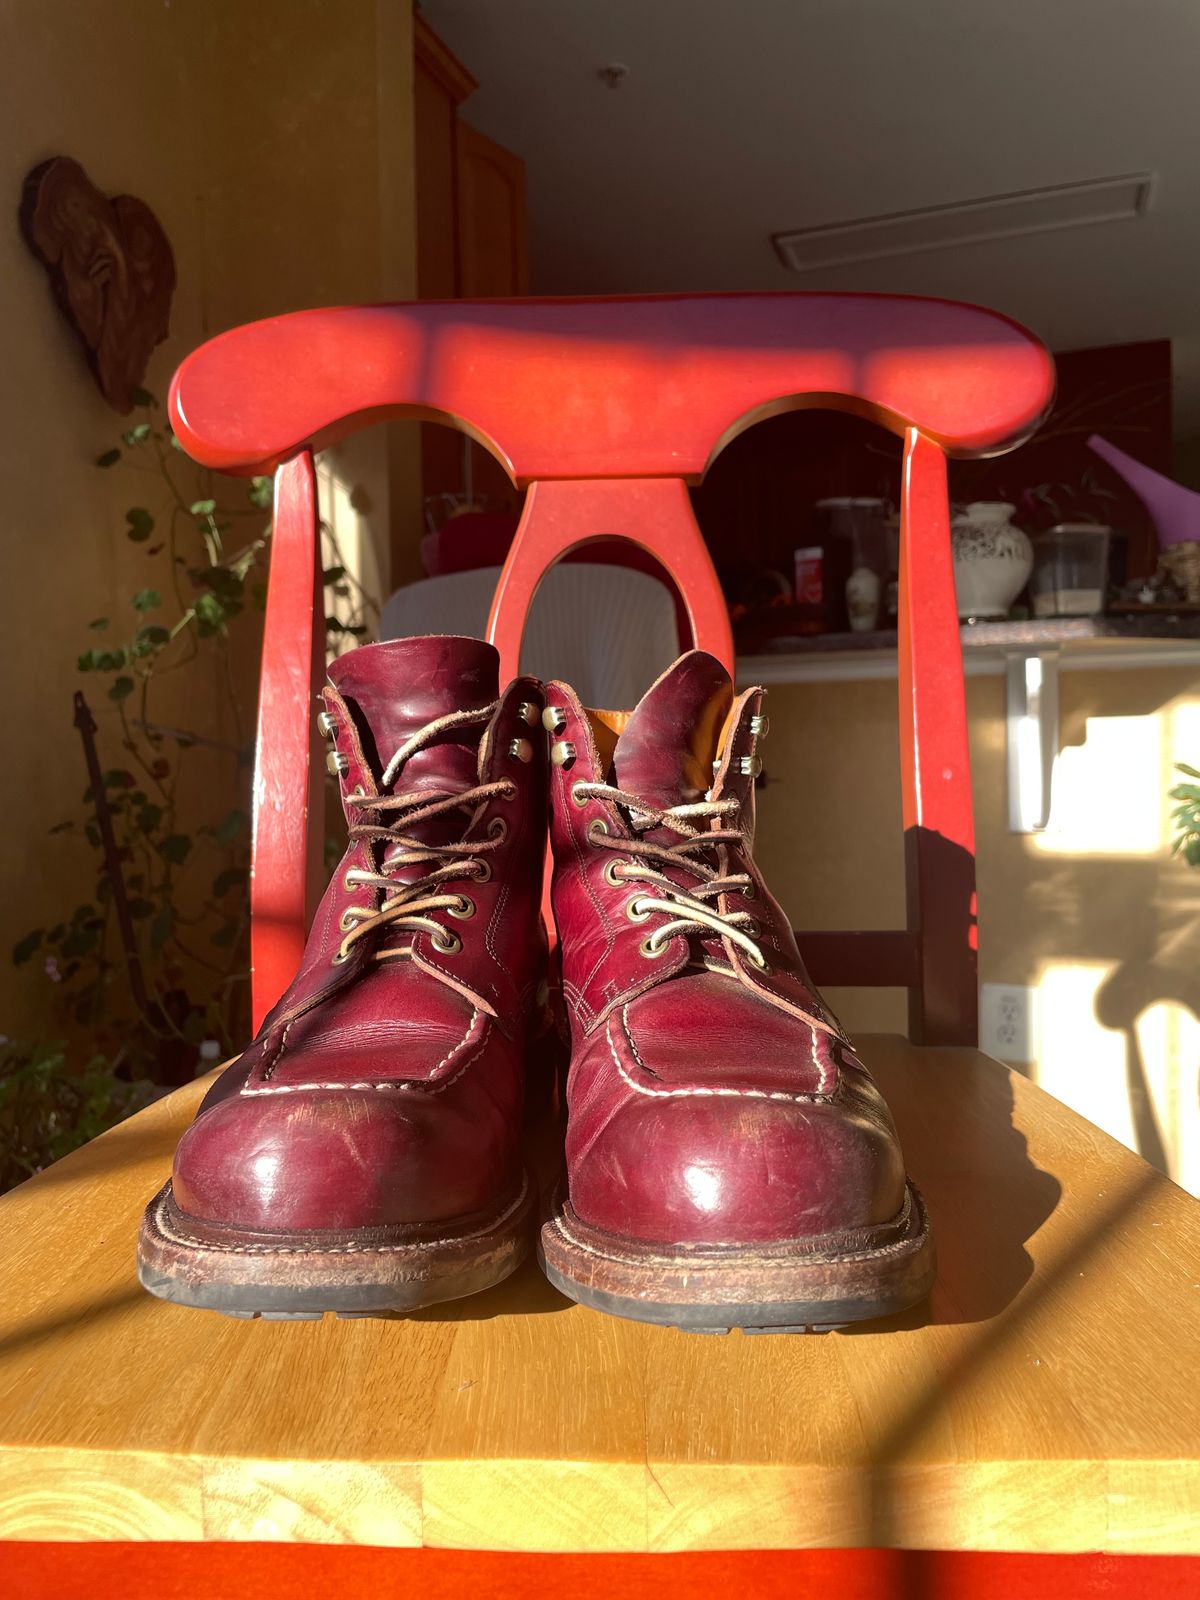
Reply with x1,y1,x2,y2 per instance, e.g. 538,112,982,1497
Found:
1033,960,1200,1197
1136,1000,1200,1197
1169,697,1200,791
316,454,383,659
1034,714,1163,857
1034,960,1135,1149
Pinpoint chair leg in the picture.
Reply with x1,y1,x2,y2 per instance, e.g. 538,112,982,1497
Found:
250,450,326,1032
898,431,978,1045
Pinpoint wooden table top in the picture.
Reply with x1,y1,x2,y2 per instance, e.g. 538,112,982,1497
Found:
0,1035,1196,1554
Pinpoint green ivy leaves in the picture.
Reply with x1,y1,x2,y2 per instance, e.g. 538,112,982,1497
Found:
210,809,249,847
1170,761,1200,868
9,395,279,1157
12,928,43,964
126,508,154,542
212,866,247,898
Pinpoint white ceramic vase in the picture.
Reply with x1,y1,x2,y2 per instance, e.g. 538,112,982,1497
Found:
951,501,1033,621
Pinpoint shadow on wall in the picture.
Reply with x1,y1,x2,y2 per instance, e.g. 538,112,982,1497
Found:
1095,901,1200,1175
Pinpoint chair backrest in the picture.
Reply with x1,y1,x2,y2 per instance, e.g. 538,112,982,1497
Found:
379,563,680,708
169,292,1054,1042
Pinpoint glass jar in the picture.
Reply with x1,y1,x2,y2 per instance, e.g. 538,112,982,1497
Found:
1030,524,1111,618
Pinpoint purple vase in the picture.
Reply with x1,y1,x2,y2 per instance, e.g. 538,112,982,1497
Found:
1088,434,1200,548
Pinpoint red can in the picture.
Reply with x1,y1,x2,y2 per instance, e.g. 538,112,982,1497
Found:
793,545,825,633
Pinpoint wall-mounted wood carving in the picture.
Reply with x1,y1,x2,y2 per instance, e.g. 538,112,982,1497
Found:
19,156,176,413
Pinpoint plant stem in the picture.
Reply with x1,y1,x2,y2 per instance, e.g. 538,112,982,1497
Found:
73,693,152,1022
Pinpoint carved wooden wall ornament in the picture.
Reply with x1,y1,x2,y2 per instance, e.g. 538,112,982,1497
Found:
19,156,176,413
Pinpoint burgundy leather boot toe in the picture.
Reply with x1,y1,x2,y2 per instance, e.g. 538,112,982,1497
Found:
538,652,935,1332
138,636,548,1317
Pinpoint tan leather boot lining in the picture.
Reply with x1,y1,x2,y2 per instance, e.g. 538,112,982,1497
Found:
585,708,630,772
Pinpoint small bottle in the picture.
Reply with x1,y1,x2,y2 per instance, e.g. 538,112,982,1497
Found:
846,565,882,632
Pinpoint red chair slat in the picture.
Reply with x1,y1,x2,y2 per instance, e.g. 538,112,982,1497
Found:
169,292,1053,480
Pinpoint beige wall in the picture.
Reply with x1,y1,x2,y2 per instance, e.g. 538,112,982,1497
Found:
756,664,1200,1194
1,0,416,1035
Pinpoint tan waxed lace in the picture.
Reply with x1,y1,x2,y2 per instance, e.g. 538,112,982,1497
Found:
573,780,768,970
335,702,514,964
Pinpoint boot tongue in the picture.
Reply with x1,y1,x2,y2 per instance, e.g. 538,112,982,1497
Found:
328,635,499,798
612,652,734,814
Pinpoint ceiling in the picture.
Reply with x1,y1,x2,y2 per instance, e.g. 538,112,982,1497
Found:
421,0,1200,434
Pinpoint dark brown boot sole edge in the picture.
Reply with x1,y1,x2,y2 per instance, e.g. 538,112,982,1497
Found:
538,1182,936,1334
136,1173,536,1319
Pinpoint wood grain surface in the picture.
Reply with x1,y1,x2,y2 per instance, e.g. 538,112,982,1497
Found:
0,1036,1196,1553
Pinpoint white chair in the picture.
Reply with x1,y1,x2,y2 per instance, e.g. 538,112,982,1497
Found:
378,563,680,707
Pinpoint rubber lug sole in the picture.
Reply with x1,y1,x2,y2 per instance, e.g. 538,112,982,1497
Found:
539,1180,935,1334
136,1172,535,1318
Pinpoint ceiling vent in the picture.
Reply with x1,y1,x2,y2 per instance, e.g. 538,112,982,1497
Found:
772,173,1154,272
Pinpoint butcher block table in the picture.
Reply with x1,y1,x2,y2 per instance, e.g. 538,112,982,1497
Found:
0,1035,1197,1560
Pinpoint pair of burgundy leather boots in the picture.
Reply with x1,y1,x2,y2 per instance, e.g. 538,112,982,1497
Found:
138,636,933,1332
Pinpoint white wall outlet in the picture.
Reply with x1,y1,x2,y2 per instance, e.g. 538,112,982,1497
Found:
980,984,1038,1063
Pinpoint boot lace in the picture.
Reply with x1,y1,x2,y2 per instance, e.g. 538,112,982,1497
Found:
335,703,514,964
572,780,768,970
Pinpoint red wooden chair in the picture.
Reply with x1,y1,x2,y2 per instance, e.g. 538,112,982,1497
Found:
169,292,1054,1045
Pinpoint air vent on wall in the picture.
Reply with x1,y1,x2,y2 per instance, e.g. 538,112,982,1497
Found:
772,173,1154,272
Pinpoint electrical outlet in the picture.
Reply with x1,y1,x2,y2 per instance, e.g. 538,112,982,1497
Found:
980,984,1038,1063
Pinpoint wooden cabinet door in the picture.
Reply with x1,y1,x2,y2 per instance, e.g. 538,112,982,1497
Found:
455,121,529,297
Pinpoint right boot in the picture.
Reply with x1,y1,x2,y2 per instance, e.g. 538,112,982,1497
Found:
137,636,549,1319
538,652,935,1333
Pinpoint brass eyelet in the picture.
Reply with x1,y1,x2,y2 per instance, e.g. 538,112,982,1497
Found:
331,949,350,965
431,928,462,955
570,781,589,808
749,948,770,973
587,818,610,844
339,907,371,932
542,705,567,734
517,701,539,727
487,816,508,843
472,859,493,883
317,710,337,739
742,880,758,901
602,859,626,888
447,895,476,921
626,896,651,924
639,935,666,960
508,737,533,763
744,918,761,939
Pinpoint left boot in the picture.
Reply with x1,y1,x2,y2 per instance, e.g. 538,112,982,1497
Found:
538,651,935,1332
137,636,549,1318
